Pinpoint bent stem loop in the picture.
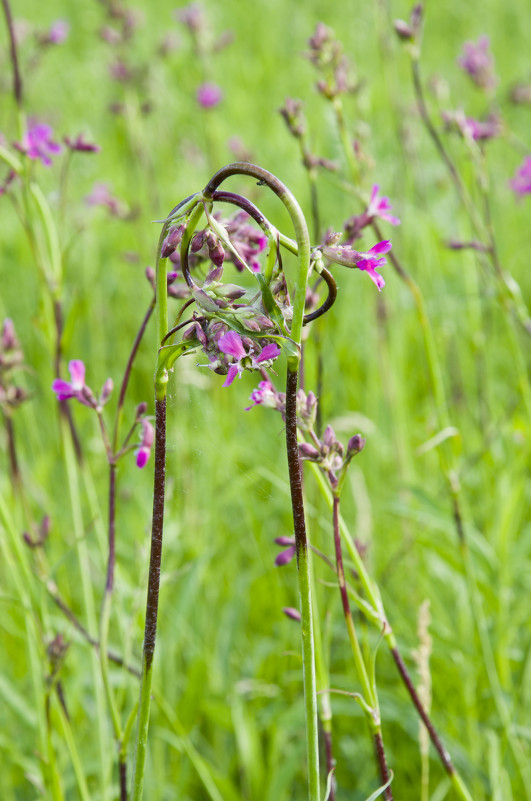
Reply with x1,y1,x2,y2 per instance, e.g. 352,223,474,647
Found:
203,162,320,800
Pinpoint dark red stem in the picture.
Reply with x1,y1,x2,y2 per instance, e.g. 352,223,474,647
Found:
390,646,454,775
143,397,166,671
1,0,22,106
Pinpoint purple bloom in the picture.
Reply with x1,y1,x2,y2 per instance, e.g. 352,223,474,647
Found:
47,20,70,45
52,360,86,401
217,331,281,387
245,380,277,410
510,156,531,197
64,134,100,153
367,185,401,226
85,183,121,215
197,82,223,109
135,419,154,468
17,123,61,166
457,35,497,91
354,241,391,291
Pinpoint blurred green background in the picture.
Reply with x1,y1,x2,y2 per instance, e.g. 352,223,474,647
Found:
1,0,530,799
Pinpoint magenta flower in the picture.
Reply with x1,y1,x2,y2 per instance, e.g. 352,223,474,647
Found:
85,183,121,216
367,185,401,226
510,156,531,197
197,82,223,109
245,380,277,410
64,134,101,153
47,20,70,44
354,240,390,291
135,418,154,468
52,360,85,400
17,123,61,166
217,331,281,387
457,35,497,91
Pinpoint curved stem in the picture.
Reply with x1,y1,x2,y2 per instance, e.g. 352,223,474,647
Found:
203,162,311,356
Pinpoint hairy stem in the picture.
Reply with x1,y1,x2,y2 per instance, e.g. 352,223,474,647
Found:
132,396,167,801
286,368,321,801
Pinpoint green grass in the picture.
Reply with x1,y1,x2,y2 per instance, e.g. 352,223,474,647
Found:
1,0,530,799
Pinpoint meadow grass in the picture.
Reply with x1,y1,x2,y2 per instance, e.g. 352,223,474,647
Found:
1,1,530,799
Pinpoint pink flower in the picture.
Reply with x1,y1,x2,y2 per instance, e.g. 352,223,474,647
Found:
367,185,401,226
135,419,154,468
64,134,100,153
17,123,61,166
322,239,391,292
48,20,70,45
85,183,121,215
510,156,531,197
217,331,281,387
52,360,86,401
457,35,497,91
197,82,223,109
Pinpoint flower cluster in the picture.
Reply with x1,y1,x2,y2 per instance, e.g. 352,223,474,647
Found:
457,36,497,91
510,156,531,197
343,185,401,244
52,360,113,411
305,22,358,99
15,122,61,167
0,319,28,413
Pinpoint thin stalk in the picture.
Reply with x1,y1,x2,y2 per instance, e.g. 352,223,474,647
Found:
286,368,320,801
61,420,109,795
307,463,475,801
112,298,155,451
131,396,167,801
332,494,393,799
1,0,23,107
99,462,126,797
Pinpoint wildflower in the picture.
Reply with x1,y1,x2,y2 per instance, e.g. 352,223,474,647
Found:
367,185,401,226
135,418,154,468
47,20,70,45
322,240,391,291
510,156,531,197
457,35,497,91
197,82,223,109
85,183,122,216
16,123,61,166
217,330,280,387
224,212,267,272
64,134,101,153
52,360,86,401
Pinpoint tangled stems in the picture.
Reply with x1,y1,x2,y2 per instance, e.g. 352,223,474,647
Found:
134,164,320,800
203,162,320,799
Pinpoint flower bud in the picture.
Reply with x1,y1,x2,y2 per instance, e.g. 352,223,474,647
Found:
347,434,366,457
161,225,184,258
299,442,321,460
283,607,301,622
135,402,148,419
99,378,114,406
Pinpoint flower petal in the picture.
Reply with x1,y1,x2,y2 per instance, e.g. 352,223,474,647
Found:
255,343,281,363
222,364,241,387
68,360,86,389
218,330,246,360
52,379,75,400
